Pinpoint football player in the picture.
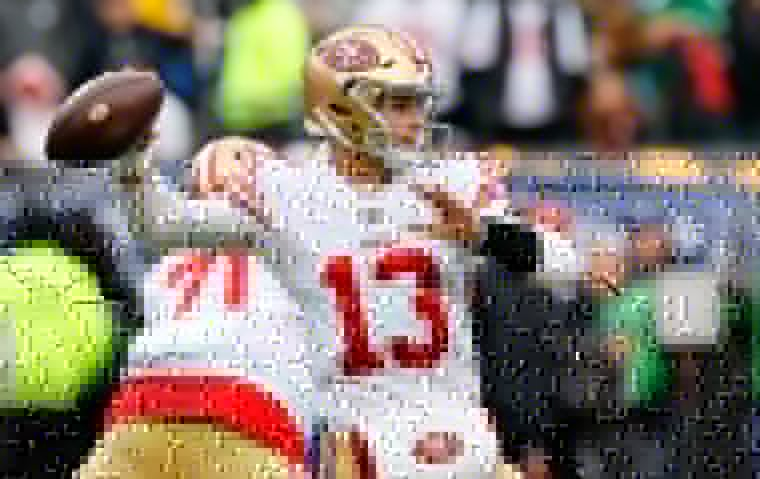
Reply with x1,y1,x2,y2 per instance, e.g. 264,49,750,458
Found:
78,25,517,479
238,25,509,478
289,25,508,479
76,139,316,479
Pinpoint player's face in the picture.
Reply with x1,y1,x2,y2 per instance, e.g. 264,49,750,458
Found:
379,94,426,147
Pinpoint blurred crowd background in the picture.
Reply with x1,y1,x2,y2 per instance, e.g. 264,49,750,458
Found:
1,0,759,266
4,0,760,165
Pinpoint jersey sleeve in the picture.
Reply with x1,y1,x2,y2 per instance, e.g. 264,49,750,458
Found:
136,186,271,253
116,144,271,254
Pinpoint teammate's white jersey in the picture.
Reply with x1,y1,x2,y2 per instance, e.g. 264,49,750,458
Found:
129,252,318,436
251,144,500,478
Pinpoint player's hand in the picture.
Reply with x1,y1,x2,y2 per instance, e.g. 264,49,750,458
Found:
193,137,256,200
584,247,626,297
408,182,482,243
523,201,574,236
191,137,274,223
4,54,65,107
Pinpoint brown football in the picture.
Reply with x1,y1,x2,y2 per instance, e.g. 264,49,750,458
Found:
45,70,165,165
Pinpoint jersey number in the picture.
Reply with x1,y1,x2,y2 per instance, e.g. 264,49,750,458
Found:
322,247,450,375
163,251,249,317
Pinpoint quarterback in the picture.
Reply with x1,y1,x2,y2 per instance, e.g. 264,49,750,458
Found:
288,25,505,479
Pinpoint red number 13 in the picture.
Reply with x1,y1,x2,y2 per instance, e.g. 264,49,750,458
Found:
321,247,450,376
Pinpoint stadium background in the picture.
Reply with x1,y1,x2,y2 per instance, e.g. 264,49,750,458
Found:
3,0,760,255
0,0,757,478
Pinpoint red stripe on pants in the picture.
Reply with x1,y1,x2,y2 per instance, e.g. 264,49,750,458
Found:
104,375,306,467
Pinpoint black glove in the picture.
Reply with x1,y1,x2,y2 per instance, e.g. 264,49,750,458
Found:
480,222,540,273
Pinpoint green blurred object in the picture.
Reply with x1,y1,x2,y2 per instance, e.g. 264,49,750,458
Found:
754,320,760,400
636,0,729,36
0,240,114,410
597,282,672,405
598,275,754,405
744,279,760,400
216,0,310,132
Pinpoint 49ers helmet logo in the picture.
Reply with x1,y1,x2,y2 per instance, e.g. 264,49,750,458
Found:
321,38,380,73
392,29,432,71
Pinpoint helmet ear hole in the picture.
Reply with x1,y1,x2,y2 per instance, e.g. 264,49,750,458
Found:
381,58,396,69
343,78,358,92
328,103,351,117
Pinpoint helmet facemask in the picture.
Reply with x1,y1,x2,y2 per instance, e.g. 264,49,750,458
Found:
362,81,441,150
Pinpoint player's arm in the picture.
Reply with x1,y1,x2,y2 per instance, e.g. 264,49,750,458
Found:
40,69,275,254
129,137,331,318
475,146,518,219
124,136,277,254
408,181,483,243
410,147,518,244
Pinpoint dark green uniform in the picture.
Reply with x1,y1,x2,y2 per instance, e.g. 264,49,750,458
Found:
597,273,751,403
596,281,671,405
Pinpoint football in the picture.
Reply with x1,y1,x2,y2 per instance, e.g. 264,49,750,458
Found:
45,69,165,166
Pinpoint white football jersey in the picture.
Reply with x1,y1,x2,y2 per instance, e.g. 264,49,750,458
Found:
129,252,317,435
252,144,500,478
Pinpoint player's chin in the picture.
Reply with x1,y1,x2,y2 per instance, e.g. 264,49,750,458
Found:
389,135,421,150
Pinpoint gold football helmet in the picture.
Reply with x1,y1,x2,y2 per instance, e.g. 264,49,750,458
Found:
304,25,435,156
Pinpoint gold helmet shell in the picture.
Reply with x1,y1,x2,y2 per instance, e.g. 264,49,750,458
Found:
304,25,434,155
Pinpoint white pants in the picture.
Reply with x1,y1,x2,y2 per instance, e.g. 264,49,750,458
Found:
325,389,502,479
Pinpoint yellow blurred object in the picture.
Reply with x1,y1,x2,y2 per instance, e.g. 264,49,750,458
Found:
636,149,705,181
496,462,524,479
486,144,518,180
130,0,193,37
488,145,516,172
734,159,760,189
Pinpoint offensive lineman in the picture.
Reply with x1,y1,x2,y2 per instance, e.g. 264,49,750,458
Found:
76,137,317,479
